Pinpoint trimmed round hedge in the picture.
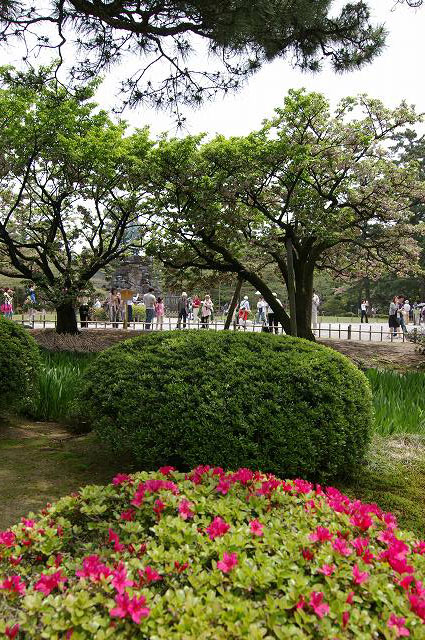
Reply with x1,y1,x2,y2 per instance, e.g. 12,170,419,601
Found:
0,316,40,411
1,468,424,638
80,332,373,481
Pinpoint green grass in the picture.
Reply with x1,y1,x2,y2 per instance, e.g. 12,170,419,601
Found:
338,434,425,536
366,369,425,436
30,351,96,422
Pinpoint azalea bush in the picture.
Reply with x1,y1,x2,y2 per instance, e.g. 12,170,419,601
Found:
0,316,41,412
1,468,425,638
80,332,373,480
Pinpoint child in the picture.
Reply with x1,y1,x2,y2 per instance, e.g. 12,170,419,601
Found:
155,297,165,330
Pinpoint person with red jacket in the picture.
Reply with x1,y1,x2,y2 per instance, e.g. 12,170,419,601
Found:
192,295,201,323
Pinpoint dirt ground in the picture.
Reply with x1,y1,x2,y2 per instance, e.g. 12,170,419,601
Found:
31,328,425,370
0,417,131,530
320,339,425,371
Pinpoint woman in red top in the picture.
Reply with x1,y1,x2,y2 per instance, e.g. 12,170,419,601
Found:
192,295,201,323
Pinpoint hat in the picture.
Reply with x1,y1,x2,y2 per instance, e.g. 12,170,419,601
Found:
255,291,261,295
272,292,278,296
244,295,248,300
182,292,187,297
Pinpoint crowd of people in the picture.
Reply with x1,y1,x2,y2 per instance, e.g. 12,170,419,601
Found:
3,285,425,340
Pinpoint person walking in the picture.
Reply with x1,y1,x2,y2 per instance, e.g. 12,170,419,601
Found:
177,292,189,329
1,288,13,319
238,295,250,329
108,288,121,328
200,294,214,328
192,295,201,323
79,296,90,328
267,293,282,334
155,297,165,330
397,296,408,335
403,299,411,326
143,287,156,331
360,299,369,323
312,290,320,328
388,296,400,338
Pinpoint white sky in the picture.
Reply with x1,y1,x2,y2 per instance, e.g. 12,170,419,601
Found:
2,1,424,137
93,1,425,137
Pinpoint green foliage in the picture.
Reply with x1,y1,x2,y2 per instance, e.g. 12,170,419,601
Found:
92,308,108,321
0,316,40,412
0,2,385,112
81,332,373,481
1,468,424,639
132,304,146,321
29,351,95,423
365,370,425,436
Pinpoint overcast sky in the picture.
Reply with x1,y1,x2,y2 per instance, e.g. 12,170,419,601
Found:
91,1,425,138
2,2,425,137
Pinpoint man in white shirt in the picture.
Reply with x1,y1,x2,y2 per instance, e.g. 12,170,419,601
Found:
312,290,320,328
143,287,156,331
267,293,282,334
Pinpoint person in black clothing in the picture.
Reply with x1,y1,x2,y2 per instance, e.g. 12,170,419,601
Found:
79,298,90,328
177,292,188,329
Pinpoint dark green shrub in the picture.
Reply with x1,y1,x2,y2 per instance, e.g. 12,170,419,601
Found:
81,332,373,480
0,316,41,411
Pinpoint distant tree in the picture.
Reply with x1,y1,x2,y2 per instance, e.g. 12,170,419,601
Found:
0,67,151,333
0,1,385,115
139,91,424,340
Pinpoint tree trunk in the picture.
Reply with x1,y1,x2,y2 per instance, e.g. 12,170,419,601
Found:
285,237,297,337
224,276,243,330
56,302,79,334
294,259,315,341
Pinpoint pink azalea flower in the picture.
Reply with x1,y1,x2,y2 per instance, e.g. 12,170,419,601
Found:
110,592,150,624
409,593,425,621
317,564,336,576
21,518,35,528
34,570,67,595
350,513,374,531
141,566,162,583
112,562,134,594
174,561,189,573
153,499,166,516
5,624,19,639
308,591,329,619
65,630,73,639
296,596,306,609
9,556,22,567
217,552,238,574
388,614,410,637
108,528,125,552
352,564,369,585
302,548,314,561
206,517,230,540
233,468,254,485
383,512,398,530
398,575,415,591
309,526,333,543
346,591,354,604
120,509,135,522
159,466,176,476
413,541,425,555
112,473,133,486
0,531,16,547
332,537,352,557
249,520,264,537
352,536,369,556
0,575,26,596
178,499,194,520
216,477,231,495
342,611,350,628
76,555,111,582
293,479,314,494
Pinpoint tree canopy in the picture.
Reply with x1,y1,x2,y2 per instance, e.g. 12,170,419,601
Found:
0,67,151,333
139,90,425,339
0,1,386,113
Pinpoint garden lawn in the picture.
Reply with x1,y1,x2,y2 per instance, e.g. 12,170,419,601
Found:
1,418,424,538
